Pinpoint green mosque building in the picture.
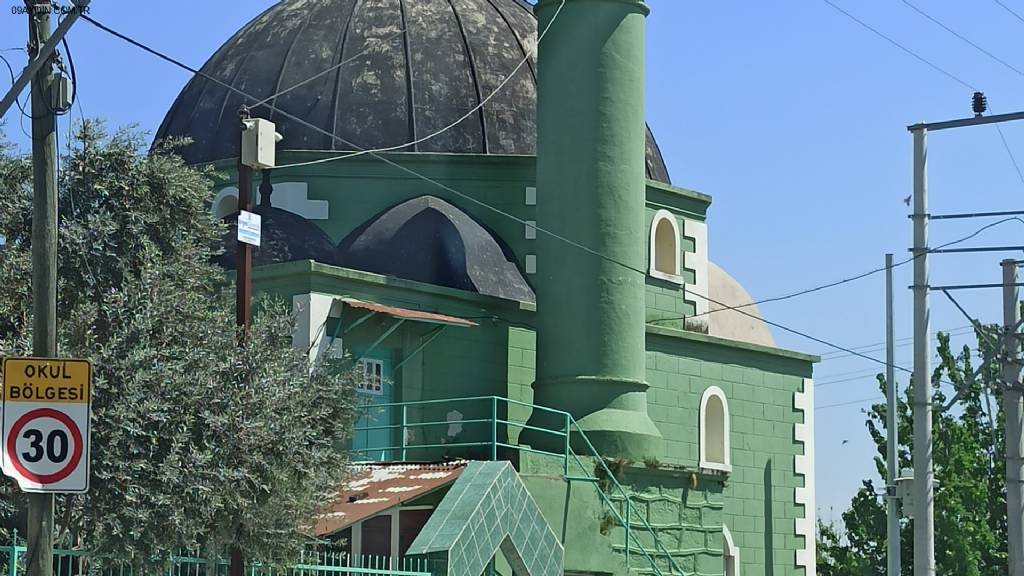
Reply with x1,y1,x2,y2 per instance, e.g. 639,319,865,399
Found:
156,1,819,574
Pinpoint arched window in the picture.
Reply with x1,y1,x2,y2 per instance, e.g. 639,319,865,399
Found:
649,210,681,282
723,525,741,576
699,386,731,472
212,187,239,219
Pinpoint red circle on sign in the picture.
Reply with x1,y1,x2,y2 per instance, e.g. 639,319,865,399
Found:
6,408,83,484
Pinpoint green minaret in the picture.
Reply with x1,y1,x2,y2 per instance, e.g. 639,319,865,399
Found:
528,0,662,458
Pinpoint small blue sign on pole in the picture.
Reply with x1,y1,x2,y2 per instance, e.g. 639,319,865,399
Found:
238,210,261,247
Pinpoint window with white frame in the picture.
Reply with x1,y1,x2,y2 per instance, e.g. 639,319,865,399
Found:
649,209,682,282
357,359,384,395
699,386,731,472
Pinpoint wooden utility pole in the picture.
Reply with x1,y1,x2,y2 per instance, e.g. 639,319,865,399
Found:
27,2,58,576
230,107,254,576
236,107,254,336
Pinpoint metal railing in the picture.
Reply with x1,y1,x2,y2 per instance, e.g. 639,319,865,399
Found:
353,396,686,576
0,538,432,576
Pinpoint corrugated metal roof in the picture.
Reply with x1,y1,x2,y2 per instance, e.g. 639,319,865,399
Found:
313,461,467,537
342,298,478,328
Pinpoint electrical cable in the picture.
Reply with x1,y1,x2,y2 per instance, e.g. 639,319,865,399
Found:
82,12,958,381
816,396,881,411
992,0,1024,26
818,0,974,90
250,28,407,110
893,1,1024,188
657,217,1024,325
272,1,566,170
819,325,973,359
819,0,1024,190
900,0,1024,78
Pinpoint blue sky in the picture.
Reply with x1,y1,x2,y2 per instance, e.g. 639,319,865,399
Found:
2,0,1023,525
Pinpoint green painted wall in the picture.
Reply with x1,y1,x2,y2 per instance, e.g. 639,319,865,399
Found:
646,328,814,576
530,0,661,459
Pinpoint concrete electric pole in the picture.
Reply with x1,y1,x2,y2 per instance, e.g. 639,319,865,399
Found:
910,126,935,576
906,98,1024,573
886,253,901,576
27,3,58,576
1003,259,1024,575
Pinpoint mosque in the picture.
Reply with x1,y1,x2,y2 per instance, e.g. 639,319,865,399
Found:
156,1,818,574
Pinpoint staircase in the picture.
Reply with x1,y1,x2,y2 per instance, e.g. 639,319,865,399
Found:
352,396,690,575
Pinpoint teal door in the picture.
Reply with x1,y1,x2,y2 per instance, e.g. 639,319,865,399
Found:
353,355,395,460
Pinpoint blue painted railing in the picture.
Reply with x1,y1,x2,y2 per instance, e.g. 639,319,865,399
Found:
352,396,687,576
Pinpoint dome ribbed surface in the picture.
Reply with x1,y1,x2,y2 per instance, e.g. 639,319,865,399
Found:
155,0,671,183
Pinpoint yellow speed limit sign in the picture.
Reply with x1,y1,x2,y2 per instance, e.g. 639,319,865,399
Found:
1,358,92,493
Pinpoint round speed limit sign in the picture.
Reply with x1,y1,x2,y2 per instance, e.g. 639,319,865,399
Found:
2,358,92,493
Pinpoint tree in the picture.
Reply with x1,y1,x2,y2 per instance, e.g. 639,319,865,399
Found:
0,123,359,564
817,329,1007,574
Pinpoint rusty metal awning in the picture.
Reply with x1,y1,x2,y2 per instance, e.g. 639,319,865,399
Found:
340,298,477,328
313,461,467,537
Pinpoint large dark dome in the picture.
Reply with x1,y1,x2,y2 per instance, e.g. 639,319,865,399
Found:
155,0,672,183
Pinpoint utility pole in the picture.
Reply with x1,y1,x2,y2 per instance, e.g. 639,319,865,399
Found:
907,96,1024,575
1004,258,1024,575
230,107,254,576
886,253,901,576
911,126,935,576
236,107,254,337
27,3,57,576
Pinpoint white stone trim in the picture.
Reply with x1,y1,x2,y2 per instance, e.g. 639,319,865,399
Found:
292,293,339,368
525,186,537,206
699,385,731,472
525,255,537,275
525,220,537,240
794,378,817,575
213,182,329,220
649,209,683,283
212,187,239,219
269,182,329,220
723,525,741,576
685,219,709,317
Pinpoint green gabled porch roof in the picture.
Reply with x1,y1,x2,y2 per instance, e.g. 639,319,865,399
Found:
406,461,563,576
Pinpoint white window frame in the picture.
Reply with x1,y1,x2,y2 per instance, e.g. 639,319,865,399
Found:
649,209,683,283
699,385,732,472
723,525,741,576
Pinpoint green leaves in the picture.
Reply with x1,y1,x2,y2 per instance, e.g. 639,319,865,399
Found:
0,124,358,565
817,328,1007,574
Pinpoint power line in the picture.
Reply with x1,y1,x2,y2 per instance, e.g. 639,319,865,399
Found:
83,13,951,380
900,0,1024,78
273,1,565,170
995,123,1024,187
250,28,408,110
817,0,974,90
992,0,1024,25
894,0,1024,188
661,217,1024,325
819,0,1024,190
817,396,880,411
819,325,974,360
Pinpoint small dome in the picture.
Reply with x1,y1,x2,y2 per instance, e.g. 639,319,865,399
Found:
216,206,338,269
155,0,671,183
707,262,775,347
337,196,535,302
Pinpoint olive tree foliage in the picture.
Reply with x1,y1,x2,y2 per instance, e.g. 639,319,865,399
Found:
817,329,1007,575
0,123,359,564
